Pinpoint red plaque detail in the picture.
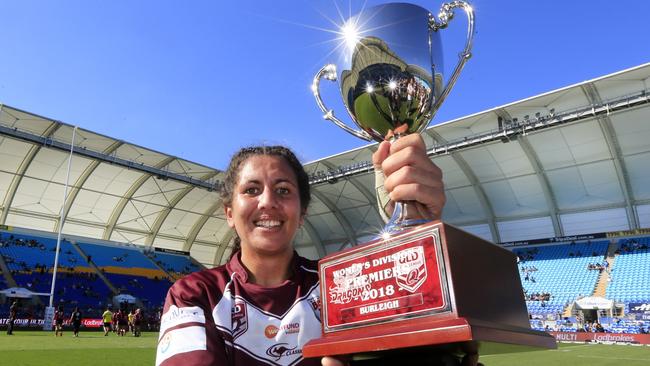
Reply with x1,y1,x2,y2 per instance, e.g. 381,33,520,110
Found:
322,235,446,331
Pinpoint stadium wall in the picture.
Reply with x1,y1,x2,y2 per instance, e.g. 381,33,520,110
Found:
551,331,650,345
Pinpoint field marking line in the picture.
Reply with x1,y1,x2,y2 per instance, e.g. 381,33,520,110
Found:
553,345,589,351
578,355,650,361
479,344,589,357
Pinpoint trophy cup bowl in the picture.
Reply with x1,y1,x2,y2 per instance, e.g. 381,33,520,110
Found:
305,1,556,362
312,1,474,231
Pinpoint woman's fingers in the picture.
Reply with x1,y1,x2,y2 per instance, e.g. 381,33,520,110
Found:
372,134,446,220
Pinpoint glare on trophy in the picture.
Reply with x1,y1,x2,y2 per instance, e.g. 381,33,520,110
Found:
304,1,556,363
312,1,472,232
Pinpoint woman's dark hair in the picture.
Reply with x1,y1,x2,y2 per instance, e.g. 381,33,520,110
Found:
221,146,311,256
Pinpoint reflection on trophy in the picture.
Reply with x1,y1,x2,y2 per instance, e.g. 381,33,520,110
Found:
312,1,470,231
339,36,440,142
304,1,556,362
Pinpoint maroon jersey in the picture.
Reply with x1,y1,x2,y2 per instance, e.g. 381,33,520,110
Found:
54,310,65,324
156,252,322,366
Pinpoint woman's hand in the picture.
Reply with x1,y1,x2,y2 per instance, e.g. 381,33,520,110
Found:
321,356,347,366
373,134,445,221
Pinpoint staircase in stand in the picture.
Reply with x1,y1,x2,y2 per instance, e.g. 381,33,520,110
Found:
70,240,119,295
592,239,618,297
562,240,618,318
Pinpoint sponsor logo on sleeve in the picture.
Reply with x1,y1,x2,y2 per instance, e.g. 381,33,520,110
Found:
159,306,205,339
155,326,207,366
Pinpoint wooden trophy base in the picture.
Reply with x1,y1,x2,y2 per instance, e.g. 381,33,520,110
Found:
303,221,555,359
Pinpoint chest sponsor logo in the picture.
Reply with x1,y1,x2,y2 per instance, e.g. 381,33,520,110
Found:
232,299,248,339
264,322,301,338
265,343,301,361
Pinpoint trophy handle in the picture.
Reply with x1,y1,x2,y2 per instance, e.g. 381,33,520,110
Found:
426,0,475,129
312,64,373,142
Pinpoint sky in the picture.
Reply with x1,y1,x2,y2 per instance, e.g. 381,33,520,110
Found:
1,0,648,170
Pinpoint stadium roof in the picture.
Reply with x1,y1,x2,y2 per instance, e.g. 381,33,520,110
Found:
1,63,649,267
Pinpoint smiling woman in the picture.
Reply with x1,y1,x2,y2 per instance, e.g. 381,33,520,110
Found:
155,136,451,366
155,145,324,366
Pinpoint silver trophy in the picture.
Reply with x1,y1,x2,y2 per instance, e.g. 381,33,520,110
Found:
312,1,475,232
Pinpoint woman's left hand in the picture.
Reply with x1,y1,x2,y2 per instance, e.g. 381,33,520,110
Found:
373,134,445,221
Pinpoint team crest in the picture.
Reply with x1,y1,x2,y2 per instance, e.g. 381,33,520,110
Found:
308,294,321,322
394,246,427,293
231,298,248,339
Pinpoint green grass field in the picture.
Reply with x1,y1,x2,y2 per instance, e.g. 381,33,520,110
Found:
1,331,157,366
1,331,649,365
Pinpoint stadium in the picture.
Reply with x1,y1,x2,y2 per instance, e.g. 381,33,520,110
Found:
1,62,649,365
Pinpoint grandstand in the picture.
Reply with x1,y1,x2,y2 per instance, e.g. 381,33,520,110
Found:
0,228,197,321
0,63,649,342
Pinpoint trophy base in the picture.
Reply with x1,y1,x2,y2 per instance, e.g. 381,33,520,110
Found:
303,220,557,360
303,317,556,358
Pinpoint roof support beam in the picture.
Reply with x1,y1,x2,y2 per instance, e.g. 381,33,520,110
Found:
582,83,639,230
103,156,176,241
320,159,377,206
0,123,215,190
495,108,563,237
145,171,218,246
424,129,501,243
214,231,235,266
302,219,325,257
183,197,224,252
1,121,60,225
54,140,123,233
311,190,358,247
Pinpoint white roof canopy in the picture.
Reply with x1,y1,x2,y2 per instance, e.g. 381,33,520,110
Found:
1,63,649,266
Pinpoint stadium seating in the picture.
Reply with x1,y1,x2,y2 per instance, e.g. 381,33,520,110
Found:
106,273,172,309
0,231,175,318
77,242,160,271
148,251,200,280
605,237,650,303
514,240,609,317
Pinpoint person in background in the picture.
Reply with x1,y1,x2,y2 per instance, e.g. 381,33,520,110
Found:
69,306,82,337
102,307,113,336
53,305,65,337
128,309,135,335
133,308,143,337
7,300,18,335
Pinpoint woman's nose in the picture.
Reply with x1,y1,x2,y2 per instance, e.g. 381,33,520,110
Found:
258,187,278,208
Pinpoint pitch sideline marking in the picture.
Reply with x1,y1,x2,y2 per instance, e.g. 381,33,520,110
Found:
578,355,650,361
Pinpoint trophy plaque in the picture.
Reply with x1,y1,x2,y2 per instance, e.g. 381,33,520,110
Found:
304,1,556,360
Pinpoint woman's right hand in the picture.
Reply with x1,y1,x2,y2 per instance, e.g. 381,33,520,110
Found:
321,356,347,366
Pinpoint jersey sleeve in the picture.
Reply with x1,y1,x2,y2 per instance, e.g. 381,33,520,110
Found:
156,276,228,366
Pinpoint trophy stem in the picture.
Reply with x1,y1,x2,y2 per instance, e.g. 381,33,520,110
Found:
384,201,430,233
383,134,431,234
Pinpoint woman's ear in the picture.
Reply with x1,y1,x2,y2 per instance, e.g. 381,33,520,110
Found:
299,209,307,227
225,205,235,228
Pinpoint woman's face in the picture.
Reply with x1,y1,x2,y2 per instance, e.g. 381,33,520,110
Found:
225,155,304,256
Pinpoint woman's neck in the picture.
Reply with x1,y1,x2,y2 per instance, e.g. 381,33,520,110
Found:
240,249,294,287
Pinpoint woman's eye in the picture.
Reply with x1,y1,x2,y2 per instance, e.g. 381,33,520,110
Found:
244,187,259,195
277,187,290,195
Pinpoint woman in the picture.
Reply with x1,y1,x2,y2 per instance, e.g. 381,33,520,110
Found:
156,135,459,366
69,306,82,337
53,305,65,337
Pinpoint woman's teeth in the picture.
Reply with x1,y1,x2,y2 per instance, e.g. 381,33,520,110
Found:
255,220,281,228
